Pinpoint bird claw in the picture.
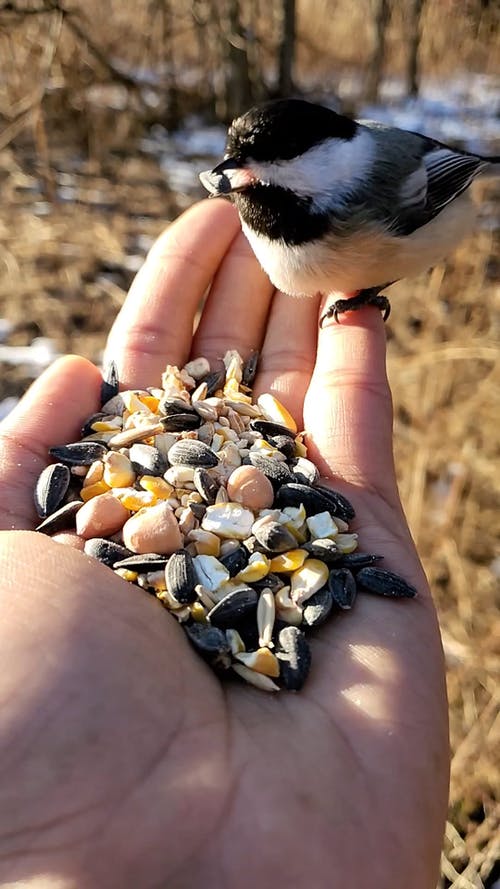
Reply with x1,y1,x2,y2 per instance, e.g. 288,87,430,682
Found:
319,289,392,328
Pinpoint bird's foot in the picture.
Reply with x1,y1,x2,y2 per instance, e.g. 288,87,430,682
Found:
319,287,392,328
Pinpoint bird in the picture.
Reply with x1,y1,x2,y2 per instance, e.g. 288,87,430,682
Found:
199,98,499,325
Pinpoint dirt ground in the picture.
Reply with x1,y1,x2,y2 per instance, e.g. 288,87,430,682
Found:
0,135,499,887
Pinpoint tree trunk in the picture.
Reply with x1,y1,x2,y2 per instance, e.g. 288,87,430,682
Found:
406,0,426,98
278,0,296,96
364,0,390,103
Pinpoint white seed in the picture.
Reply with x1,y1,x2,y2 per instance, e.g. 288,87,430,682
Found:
193,554,230,591
290,559,329,605
257,588,275,648
164,465,196,487
232,663,280,692
201,502,254,539
306,511,339,540
275,585,303,626
335,533,359,553
226,628,246,655
183,357,211,380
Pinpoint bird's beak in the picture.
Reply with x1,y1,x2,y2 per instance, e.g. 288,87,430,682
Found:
199,158,257,196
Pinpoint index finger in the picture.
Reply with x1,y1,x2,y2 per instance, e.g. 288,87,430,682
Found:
104,200,241,390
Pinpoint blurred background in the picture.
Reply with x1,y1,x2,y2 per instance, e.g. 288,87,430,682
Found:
0,1,499,885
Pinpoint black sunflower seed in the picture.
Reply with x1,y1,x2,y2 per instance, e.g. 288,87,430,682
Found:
203,366,226,396
338,552,384,571
129,443,167,477
35,500,82,535
49,442,108,466
193,468,220,504
100,360,119,407
312,483,356,521
267,434,296,459
184,623,231,668
165,550,197,604
302,585,333,628
276,626,311,691
356,567,417,598
219,545,249,577
160,412,201,431
245,453,293,489
249,419,295,440
328,568,357,610
207,586,258,629
167,439,218,468
113,553,169,572
303,538,342,563
252,520,297,554
34,462,71,518
242,351,259,387
84,538,132,568
290,456,320,486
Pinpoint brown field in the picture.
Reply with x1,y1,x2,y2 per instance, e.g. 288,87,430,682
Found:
0,1,499,885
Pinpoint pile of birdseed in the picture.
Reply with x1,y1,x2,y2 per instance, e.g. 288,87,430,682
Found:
34,350,416,692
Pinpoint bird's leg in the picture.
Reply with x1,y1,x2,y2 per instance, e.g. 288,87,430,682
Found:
319,284,393,327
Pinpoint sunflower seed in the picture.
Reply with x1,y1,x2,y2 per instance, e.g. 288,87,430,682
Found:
356,567,418,598
219,545,249,577
35,499,82,535
100,360,119,406
312,483,356,521
165,549,197,603
168,439,219,468
129,443,167,477
246,453,293,489
328,568,357,609
241,351,259,387
249,419,295,440
160,412,201,432
252,516,297,553
204,367,226,396
84,538,132,568
303,538,342,563
184,623,231,668
338,552,384,571
193,468,219,504
290,456,320,486
49,442,108,467
301,585,333,627
274,482,336,516
275,626,311,691
114,553,169,572
207,586,258,629
34,462,71,518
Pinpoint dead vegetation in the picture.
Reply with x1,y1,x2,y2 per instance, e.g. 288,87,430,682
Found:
0,2,499,886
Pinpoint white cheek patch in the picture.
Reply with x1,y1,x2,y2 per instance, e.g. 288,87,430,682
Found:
248,130,375,210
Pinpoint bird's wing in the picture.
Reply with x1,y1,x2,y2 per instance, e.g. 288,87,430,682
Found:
395,148,486,233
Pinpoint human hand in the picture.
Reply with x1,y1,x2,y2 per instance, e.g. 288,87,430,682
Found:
0,199,448,888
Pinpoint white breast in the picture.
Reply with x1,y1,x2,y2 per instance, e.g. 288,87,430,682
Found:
242,192,476,296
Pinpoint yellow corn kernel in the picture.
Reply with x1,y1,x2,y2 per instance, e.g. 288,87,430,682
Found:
139,476,174,499
91,420,122,433
269,548,308,573
294,436,308,457
257,393,297,433
290,559,329,605
235,552,270,583
113,488,157,510
103,452,136,488
80,480,111,501
234,647,280,678
83,459,104,487
139,394,160,412
189,602,208,623
114,568,138,583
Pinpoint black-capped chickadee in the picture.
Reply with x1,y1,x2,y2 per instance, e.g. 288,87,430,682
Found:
200,98,499,324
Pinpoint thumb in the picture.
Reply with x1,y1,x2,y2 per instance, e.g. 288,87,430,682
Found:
304,305,397,500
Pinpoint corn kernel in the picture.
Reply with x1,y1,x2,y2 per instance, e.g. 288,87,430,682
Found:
80,480,111,501
139,476,174,499
269,548,308,573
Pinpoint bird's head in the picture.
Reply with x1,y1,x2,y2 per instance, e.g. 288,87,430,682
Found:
200,99,361,209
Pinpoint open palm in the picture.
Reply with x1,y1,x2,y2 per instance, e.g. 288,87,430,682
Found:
0,200,448,889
